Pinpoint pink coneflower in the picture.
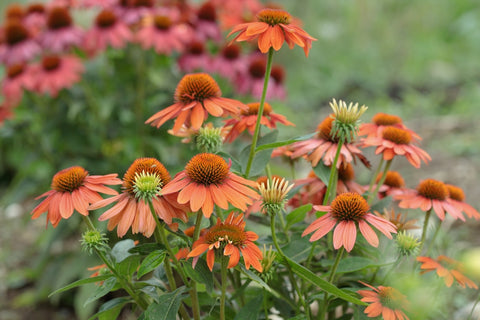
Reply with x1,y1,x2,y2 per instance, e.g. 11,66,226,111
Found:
290,115,366,168
224,102,294,143
358,282,410,320
1,63,35,107
136,9,193,55
445,184,480,220
178,40,210,72
303,192,397,252
114,0,154,25
417,256,478,289
31,166,122,227
24,3,47,31
0,20,42,65
88,158,189,238
79,0,117,8
337,163,365,194
40,6,83,52
146,73,247,133
394,179,464,221
30,54,84,97
235,56,287,100
83,9,132,54
192,2,222,42
207,43,247,81
359,112,420,140
5,4,25,21
288,171,326,214
361,126,430,168
161,153,259,218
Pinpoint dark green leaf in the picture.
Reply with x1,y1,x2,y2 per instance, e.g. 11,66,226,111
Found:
88,297,132,320
312,162,331,186
370,196,392,213
129,243,165,255
322,257,379,274
239,130,278,176
111,239,136,263
182,258,213,293
285,257,366,306
281,237,313,263
137,250,166,279
143,287,188,320
254,132,316,152
239,265,280,298
217,151,242,174
84,277,117,306
234,295,263,320
48,275,114,297
116,255,142,278
286,204,312,228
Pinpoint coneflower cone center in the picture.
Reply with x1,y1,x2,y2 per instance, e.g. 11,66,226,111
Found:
317,116,339,142
257,8,291,25
42,56,61,71
51,166,88,192
382,126,412,145
7,64,25,79
96,10,117,28
198,3,216,22
174,73,221,104
205,224,246,247
6,5,24,19
378,287,404,310
249,59,266,79
222,44,240,60
5,22,29,45
338,164,354,182
446,184,465,202
271,66,285,84
185,153,229,185
154,15,172,30
133,0,153,8
373,113,402,126
417,179,448,200
47,7,72,30
242,102,272,116
188,41,204,55
331,192,369,221
27,3,45,14
123,158,170,196
378,171,405,188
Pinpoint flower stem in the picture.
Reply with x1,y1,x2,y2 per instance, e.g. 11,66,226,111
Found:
323,140,344,206
367,159,392,205
81,216,149,310
190,211,204,320
426,219,443,256
244,48,274,177
270,214,311,318
468,290,480,320
319,247,345,320
419,209,432,254
220,257,228,320
366,158,385,198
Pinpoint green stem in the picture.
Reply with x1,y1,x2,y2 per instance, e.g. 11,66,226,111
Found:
367,159,392,205
319,247,345,320
419,209,432,254
270,214,311,318
245,48,274,177
190,211,204,320
193,212,203,242
426,219,443,256
468,291,480,320
366,158,384,197
81,216,149,310
323,139,344,206
220,257,228,320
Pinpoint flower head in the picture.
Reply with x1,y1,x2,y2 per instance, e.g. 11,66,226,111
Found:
146,73,248,133
358,282,410,320
0,20,42,65
257,176,294,216
395,231,421,257
417,255,478,289
31,166,122,227
329,99,367,143
88,158,189,238
303,192,397,252
161,153,259,218
375,208,418,232
359,112,420,140
445,184,480,220
187,212,263,271
81,229,109,254
227,8,316,56
41,6,83,52
224,102,294,143
395,179,464,221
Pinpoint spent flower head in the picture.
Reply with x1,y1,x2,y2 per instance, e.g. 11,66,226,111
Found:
395,231,421,257
257,176,294,216
196,124,224,153
81,229,109,254
329,98,367,143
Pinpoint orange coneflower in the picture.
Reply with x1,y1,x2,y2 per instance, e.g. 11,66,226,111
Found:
146,73,248,133
445,184,480,220
227,8,316,56
417,255,478,289
187,212,263,271
31,166,122,227
337,163,365,194
224,102,294,143
88,158,189,238
394,179,464,221
359,112,421,140
161,153,259,218
358,282,410,320
375,208,418,232
302,192,397,252
374,170,406,198
290,115,367,168
361,126,430,168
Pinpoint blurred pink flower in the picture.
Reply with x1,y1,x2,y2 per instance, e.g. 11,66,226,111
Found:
40,6,83,52
0,20,42,65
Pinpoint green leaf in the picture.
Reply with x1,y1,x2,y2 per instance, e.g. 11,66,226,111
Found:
217,151,242,174
234,295,263,320
281,237,313,263
182,258,213,293
84,277,117,306
312,162,331,186
370,196,392,213
239,130,278,176
239,265,280,298
255,132,316,152
286,204,312,228
129,243,165,255
322,257,379,274
285,257,366,306
88,297,132,320
143,287,188,320
48,275,114,297
111,239,136,263
116,254,142,278
137,250,166,279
